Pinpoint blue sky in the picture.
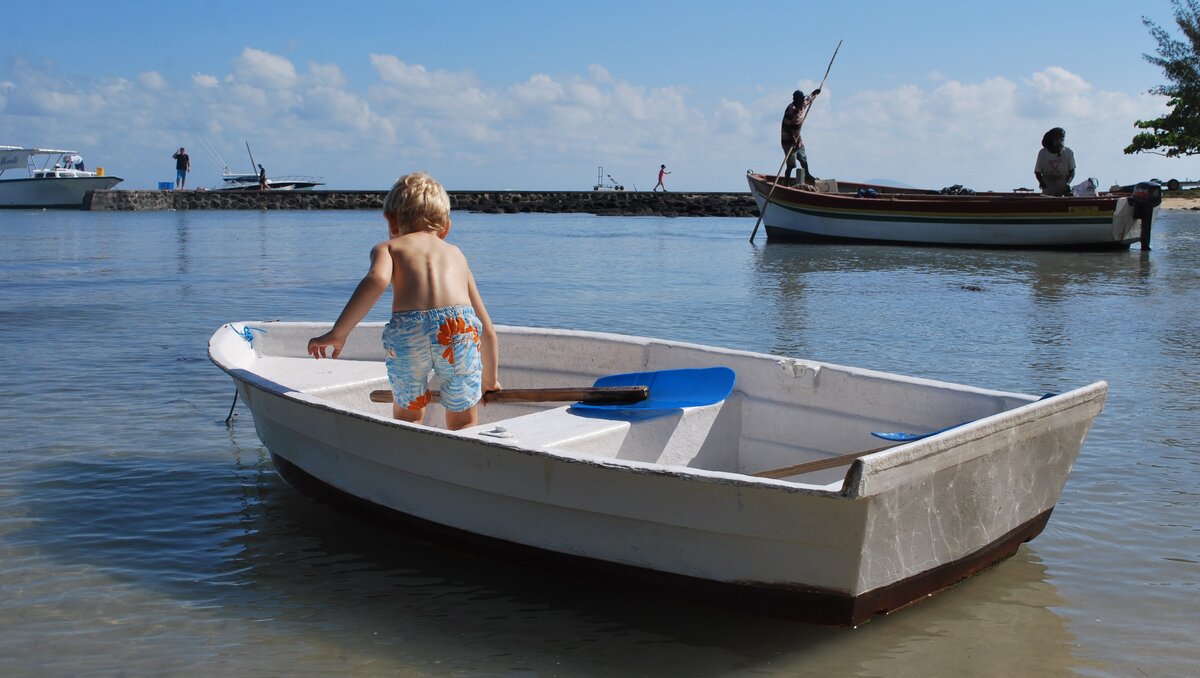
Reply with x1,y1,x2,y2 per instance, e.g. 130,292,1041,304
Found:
1,1,1190,191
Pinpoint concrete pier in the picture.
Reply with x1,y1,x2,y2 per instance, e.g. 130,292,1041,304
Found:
83,189,757,217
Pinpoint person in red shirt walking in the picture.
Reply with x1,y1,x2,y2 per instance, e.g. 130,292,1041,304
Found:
654,164,671,192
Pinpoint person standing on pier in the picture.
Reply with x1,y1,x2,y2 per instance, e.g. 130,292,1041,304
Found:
172,147,190,190
258,164,268,191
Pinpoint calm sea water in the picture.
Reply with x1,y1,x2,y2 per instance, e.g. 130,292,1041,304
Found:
1,207,1197,676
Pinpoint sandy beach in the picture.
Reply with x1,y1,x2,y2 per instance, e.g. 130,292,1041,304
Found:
1162,194,1200,209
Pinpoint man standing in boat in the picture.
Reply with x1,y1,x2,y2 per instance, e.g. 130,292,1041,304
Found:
172,147,190,190
1034,127,1075,196
781,88,820,185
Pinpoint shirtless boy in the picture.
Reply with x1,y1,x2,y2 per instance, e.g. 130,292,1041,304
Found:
307,172,500,430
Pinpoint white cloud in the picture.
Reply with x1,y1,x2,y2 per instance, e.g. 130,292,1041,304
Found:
139,71,167,90
510,74,562,105
1020,66,1094,117
807,67,1170,190
587,64,613,83
713,98,754,137
369,54,478,91
232,47,298,89
307,62,347,89
567,82,605,109
0,53,1175,191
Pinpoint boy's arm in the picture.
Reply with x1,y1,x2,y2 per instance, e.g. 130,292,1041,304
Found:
466,270,500,392
308,243,393,359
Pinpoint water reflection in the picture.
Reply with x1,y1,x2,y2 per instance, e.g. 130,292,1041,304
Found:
749,241,1176,390
175,211,191,276
11,427,1086,675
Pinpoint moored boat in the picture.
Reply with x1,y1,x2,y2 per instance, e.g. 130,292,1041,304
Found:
213,170,325,191
209,321,1106,625
206,141,324,191
747,173,1162,249
0,146,123,208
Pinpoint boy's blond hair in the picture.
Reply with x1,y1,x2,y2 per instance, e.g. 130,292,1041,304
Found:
383,172,451,234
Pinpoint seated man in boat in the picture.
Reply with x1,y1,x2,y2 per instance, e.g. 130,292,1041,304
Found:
781,88,820,185
307,172,500,430
1034,127,1075,196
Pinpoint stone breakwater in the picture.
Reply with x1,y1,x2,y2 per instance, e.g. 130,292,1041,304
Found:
84,189,758,217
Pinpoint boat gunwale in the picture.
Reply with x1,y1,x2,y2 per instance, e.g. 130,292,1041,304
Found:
0,175,124,185
209,321,1090,499
747,173,1123,216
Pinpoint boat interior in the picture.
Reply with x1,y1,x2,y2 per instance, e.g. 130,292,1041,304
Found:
215,322,1037,490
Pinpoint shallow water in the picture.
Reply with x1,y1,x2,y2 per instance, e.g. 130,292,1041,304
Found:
1,207,1197,676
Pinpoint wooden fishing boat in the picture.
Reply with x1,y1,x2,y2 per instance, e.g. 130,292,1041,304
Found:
209,321,1106,625
747,173,1162,249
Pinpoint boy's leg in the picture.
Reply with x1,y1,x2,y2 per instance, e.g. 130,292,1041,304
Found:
428,308,484,431
444,406,478,431
383,312,435,424
392,403,424,424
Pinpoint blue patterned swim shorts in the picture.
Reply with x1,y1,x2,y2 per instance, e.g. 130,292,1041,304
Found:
382,305,483,413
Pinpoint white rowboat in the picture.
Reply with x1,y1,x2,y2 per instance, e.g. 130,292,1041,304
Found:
209,321,1105,625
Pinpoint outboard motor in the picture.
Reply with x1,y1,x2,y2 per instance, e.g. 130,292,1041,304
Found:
1130,181,1163,250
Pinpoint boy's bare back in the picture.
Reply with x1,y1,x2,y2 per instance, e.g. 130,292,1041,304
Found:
385,230,474,313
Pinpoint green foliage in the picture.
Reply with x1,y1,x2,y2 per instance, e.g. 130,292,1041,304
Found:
1126,0,1200,157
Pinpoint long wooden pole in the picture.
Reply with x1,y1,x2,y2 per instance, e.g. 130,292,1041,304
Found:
369,385,649,405
749,40,842,243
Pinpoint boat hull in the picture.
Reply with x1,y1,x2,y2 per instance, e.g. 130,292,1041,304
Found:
210,321,1106,625
213,173,324,191
0,175,123,208
212,181,324,191
747,174,1151,249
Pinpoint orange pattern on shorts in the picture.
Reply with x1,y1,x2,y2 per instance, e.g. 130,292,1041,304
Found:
437,315,480,364
404,391,431,411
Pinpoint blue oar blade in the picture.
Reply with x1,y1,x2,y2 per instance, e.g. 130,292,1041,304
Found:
871,421,967,442
570,367,735,415
872,393,1058,441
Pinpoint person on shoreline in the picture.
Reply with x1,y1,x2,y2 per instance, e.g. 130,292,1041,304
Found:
307,171,500,430
781,89,820,185
654,164,671,192
258,164,268,191
172,147,190,190
1034,127,1075,197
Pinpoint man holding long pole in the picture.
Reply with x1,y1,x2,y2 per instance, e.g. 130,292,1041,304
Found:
781,88,820,185
749,40,840,243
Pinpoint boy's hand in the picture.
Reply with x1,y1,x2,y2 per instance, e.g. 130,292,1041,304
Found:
307,333,344,359
482,380,502,403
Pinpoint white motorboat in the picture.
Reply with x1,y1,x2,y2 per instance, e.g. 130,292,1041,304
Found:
0,146,122,208
209,321,1106,625
205,141,324,191
213,170,325,191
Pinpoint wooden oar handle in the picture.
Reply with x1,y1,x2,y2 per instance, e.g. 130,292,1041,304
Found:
369,385,649,405
752,442,897,479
